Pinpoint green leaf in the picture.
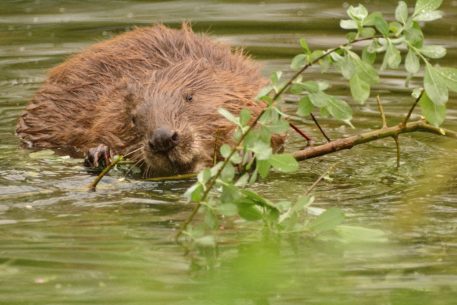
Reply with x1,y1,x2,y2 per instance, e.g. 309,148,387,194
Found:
307,207,345,234
389,21,403,36
268,154,299,173
419,92,446,127
297,96,313,117
413,10,443,22
335,225,388,243
256,85,273,100
414,0,443,16
290,81,319,94
385,41,402,69
360,27,376,38
239,108,251,126
221,162,235,181
250,141,272,161
395,1,408,24
184,182,204,202
420,45,446,59
217,203,238,217
340,19,358,29
424,64,448,105
197,168,211,184
290,54,307,71
326,97,353,120
256,159,271,178
271,71,282,84
347,4,368,20
405,50,420,74
350,74,370,104
218,108,239,126
194,235,216,247
299,38,311,53
404,26,424,48
309,91,330,107
238,204,263,221
220,144,231,158
370,12,389,36
362,46,376,64
349,51,379,85
437,67,457,93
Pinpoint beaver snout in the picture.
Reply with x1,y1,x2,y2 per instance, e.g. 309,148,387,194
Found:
149,127,179,153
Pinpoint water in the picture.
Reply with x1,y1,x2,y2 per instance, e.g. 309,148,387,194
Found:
1,0,457,304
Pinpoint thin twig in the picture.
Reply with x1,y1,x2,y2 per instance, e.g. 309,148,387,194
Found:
305,163,339,195
393,136,400,168
88,155,123,192
310,113,331,142
289,122,312,142
376,95,387,128
402,89,424,127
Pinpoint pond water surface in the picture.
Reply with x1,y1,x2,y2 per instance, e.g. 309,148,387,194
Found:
1,1,457,304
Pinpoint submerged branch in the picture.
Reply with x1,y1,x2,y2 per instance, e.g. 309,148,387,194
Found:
292,121,457,161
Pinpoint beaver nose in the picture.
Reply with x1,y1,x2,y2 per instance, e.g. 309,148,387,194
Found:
149,127,179,152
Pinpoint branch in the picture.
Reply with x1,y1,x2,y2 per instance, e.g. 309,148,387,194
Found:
292,121,457,161
88,155,123,192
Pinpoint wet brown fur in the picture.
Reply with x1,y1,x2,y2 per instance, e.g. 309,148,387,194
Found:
16,23,284,177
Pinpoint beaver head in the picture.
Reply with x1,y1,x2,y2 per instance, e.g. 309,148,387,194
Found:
125,59,266,177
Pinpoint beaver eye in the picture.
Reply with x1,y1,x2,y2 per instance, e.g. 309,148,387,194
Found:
185,94,193,103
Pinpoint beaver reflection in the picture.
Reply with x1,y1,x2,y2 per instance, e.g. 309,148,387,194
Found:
16,24,284,177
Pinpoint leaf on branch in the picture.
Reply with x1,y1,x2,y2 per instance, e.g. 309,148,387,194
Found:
419,92,446,127
420,45,447,59
384,41,402,69
291,54,307,71
326,97,353,121
297,96,313,117
405,50,420,74
437,67,457,93
414,0,443,16
413,10,443,22
395,1,408,24
218,108,240,126
424,64,448,105
340,19,358,30
268,154,299,173
350,74,370,104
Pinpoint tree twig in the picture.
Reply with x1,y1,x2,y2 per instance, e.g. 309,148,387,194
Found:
88,155,123,192
292,120,456,161
402,89,424,127
310,113,331,142
305,162,339,195
376,95,387,128
289,122,312,142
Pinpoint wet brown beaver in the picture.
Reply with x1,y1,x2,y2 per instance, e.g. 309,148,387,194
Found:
16,24,284,177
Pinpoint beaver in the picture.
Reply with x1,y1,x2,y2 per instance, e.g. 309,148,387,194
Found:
16,23,284,177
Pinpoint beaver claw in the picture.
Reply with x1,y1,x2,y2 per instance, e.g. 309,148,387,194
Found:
84,144,113,168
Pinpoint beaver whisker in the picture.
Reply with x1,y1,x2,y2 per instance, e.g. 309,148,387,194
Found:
123,145,144,158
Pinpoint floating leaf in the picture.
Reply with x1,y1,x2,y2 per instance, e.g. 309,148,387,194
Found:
419,92,446,127
424,64,448,105
268,154,299,173
307,207,345,234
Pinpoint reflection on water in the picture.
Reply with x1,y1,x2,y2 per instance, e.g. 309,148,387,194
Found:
1,0,457,304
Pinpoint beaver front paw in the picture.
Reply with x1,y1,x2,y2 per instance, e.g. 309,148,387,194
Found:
84,144,113,169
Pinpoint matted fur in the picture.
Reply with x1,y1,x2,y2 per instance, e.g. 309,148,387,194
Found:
16,23,284,177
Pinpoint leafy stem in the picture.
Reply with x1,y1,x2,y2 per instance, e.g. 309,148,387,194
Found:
175,34,389,241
